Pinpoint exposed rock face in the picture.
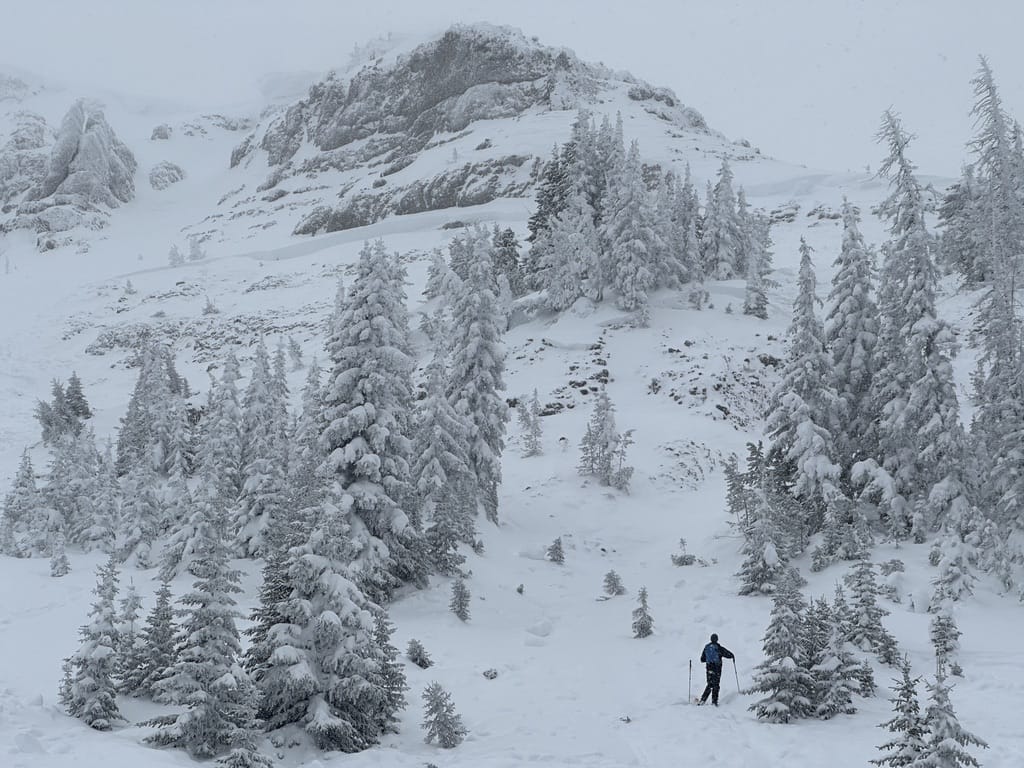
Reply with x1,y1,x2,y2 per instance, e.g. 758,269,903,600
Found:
149,161,185,190
24,99,136,208
229,24,713,236
2,100,137,248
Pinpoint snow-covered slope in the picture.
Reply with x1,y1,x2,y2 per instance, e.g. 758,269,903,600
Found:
0,22,1019,768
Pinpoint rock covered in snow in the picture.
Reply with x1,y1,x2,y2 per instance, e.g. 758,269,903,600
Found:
0,112,51,208
151,123,172,140
149,161,185,190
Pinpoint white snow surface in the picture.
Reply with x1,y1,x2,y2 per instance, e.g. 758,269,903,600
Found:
1,22,1022,768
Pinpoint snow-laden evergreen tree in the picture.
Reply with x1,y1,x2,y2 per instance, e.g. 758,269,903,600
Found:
62,555,124,730
930,527,977,604
742,213,772,319
168,243,185,267
872,662,928,768
735,445,798,595
536,180,600,310
809,601,860,719
115,345,173,476
446,233,508,524
423,248,460,302
120,579,176,698
917,669,987,768
937,166,980,278
286,357,325,525
492,225,524,297
234,338,290,557
701,158,745,279
765,238,843,536
845,560,899,664
450,578,471,622
35,379,84,446
2,449,39,554
65,371,92,420
865,111,969,542
631,586,654,638
603,570,627,596
411,344,475,575
518,389,544,457
406,638,433,669
49,529,70,576
146,509,260,759
372,613,407,736
247,504,399,752
673,163,703,283
421,682,467,748
602,140,658,316
116,580,143,684
321,241,425,601
931,613,963,679
578,388,633,490
196,351,245,508
746,573,814,723
119,462,164,568
546,536,565,564
825,200,878,484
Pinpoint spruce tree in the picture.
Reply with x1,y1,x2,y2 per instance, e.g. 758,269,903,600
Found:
65,371,93,419
446,232,508,524
120,580,176,698
845,561,899,664
519,389,544,457
146,511,260,759
450,578,471,622
578,389,633,489
747,574,813,723
632,586,654,638
3,450,39,553
421,682,467,748
603,570,626,596
63,556,124,730
546,536,565,564
49,530,70,576
701,158,745,279
321,241,425,601
872,661,928,768
406,639,433,669
918,669,987,767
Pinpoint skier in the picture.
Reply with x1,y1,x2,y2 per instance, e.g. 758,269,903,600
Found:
697,633,734,706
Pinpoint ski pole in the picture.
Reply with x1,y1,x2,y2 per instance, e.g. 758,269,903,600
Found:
688,659,692,702
732,658,740,693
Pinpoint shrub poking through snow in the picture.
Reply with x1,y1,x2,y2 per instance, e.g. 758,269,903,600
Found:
632,587,654,638
422,682,467,748
546,536,565,564
670,538,697,566
450,578,471,622
407,638,433,669
603,570,626,596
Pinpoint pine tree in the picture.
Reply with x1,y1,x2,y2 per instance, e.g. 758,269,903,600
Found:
49,529,70,576
450,578,471,622
248,504,398,752
120,579,176,698
632,586,654,638
929,600,962,674
63,555,124,730
321,241,425,601
196,351,245,507
917,669,987,767
446,232,508,524
519,389,544,457
603,570,626,596
65,371,93,419
406,639,433,669
146,511,260,759
765,238,842,531
701,158,745,279
116,581,143,684
168,243,185,267
492,225,524,296
872,662,928,768
536,181,597,310
3,449,38,553
546,536,565,564
372,614,407,735
810,605,860,719
845,561,899,664
119,462,164,569
742,215,771,319
421,682,467,748
824,200,878,482
868,111,968,542
747,573,814,723
578,389,632,489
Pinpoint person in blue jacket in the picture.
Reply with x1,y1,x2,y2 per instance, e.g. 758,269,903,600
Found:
698,633,734,706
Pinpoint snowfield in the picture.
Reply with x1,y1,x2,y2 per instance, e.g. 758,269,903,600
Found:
1,23,1022,768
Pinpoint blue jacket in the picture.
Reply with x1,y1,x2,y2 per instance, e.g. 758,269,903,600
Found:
700,642,734,668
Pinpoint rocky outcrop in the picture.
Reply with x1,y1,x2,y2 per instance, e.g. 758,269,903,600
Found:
230,24,714,236
2,100,136,248
0,112,50,208
149,161,185,190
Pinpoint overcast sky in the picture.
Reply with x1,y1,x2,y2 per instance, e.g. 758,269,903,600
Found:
3,0,1023,176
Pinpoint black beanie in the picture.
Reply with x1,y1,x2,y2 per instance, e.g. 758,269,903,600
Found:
710,633,718,643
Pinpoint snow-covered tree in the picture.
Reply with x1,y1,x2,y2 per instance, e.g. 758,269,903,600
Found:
809,604,860,719
49,529,70,576
450,578,471,622
421,682,467,748
603,570,626,596
845,561,899,665
65,371,93,420
546,536,565,564
120,579,176,698
62,555,124,730
536,181,599,310
872,662,928,768
701,159,745,279
578,388,633,490
747,573,813,723
146,511,260,759
632,586,654,638
320,241,425,601
917,670,987,768
196,351,245,508
119,462,164,569
929,600,963,675
2,450,39,554
446,233,508,524
518,389,544,457
603,141,658,315
406,639,433,669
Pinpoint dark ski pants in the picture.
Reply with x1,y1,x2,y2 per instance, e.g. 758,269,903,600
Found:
700,664,722,704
